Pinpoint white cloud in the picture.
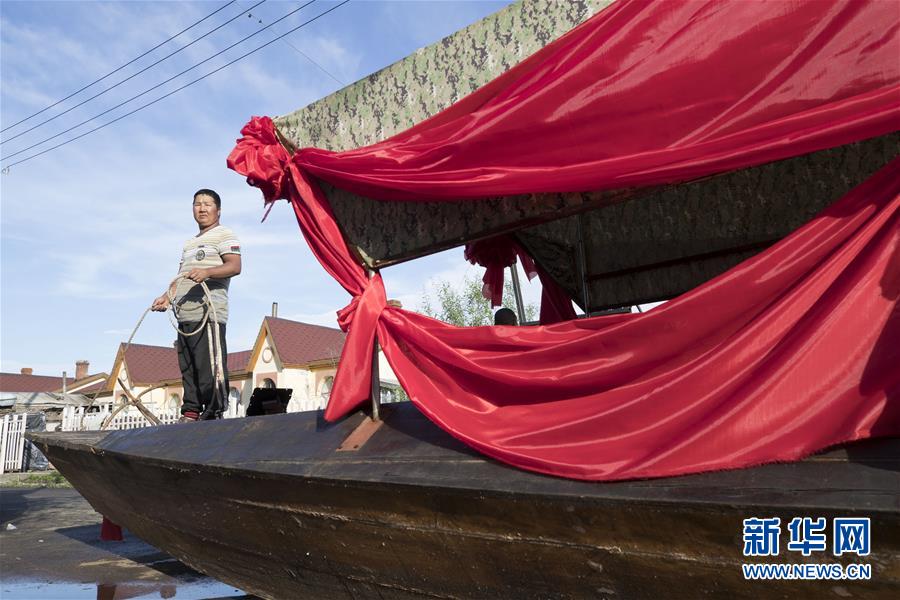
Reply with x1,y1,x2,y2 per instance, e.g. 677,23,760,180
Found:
299,34,362,83
0,77,58,111
0,0,515,376
102,328,134,336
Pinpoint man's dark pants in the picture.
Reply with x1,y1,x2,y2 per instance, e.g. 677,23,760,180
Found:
176,321,228,419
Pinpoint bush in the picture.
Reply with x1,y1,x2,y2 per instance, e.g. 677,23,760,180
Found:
15,471,71,488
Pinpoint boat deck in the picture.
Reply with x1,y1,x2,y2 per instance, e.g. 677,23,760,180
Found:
32,403,900,510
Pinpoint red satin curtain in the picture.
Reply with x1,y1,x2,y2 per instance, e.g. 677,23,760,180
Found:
228,0,900,480
378,166,899,479
464,236,536,308
287,0,899,200
536,264,578,325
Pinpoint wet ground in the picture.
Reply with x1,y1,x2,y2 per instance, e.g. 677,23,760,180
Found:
0,486,258,600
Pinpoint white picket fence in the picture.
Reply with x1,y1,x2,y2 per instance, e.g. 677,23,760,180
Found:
104,411,180,429
61,405,180,432
0,408,180,473
0,414,27,474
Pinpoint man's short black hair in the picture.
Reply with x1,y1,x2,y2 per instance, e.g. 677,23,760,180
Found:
494,307,518,326
193,188,221,209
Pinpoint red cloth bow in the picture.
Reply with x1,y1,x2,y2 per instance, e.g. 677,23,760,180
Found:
464,236,577,323
229,116,390,420
327,273,388,421
227,116,292,205
464,236,536,307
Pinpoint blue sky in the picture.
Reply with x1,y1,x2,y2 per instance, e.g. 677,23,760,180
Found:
0,0,551,379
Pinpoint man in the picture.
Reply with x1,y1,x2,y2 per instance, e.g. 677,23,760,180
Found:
494,307,518,326
151,189,241,421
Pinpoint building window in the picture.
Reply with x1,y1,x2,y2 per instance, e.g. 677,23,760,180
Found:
262,378,276,389
168,393,181,410
119,394,128,404
320,376,334,401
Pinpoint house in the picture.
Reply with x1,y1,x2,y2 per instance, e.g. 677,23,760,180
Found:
98,342,185,415
0,362,108,430
94,316,400,418
0,361,107,396
238,316,345,414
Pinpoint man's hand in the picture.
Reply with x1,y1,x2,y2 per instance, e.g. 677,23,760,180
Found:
186,268,211,283
151,294,171,312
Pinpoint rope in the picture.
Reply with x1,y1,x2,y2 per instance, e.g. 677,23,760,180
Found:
167,276,228,420
80,274,226,430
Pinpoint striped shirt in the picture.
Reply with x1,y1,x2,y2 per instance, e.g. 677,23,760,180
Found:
174,225,241,323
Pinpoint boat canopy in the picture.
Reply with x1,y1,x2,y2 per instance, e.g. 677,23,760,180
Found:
228,0,899,480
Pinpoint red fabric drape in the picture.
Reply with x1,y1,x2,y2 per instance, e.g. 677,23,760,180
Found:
463,235,578,323
286,0,899,201
228,0,900,480
227,118,374,421
378,165,899,479
464,236,536,308
536,265,578,325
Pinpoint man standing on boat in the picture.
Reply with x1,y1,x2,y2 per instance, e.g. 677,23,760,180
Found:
151,189,242,422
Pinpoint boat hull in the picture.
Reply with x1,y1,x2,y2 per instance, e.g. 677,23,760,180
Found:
30,404,900,599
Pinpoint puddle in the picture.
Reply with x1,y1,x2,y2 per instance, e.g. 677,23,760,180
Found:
0,579,255,599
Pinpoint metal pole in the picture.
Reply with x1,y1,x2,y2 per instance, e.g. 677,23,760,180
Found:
371,340,381,421
509,265,526,325
368,269,381,421
576,214,591,315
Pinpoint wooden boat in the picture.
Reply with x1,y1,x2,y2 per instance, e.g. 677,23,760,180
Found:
28,405,900,599
28,2,900,597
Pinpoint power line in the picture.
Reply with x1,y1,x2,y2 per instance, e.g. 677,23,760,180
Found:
1,1,352,171
1,0,267,146
1,0,315,162
1,1,238,135
284,40,345,86
248,11,345,86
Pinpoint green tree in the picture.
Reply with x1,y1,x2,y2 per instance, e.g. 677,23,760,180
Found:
418,274,537,327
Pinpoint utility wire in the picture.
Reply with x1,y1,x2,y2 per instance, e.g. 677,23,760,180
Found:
280,34,345,86
249,11,344,86
284,41,345,86
1,0,267,145
1,1,351,171
2,0,314,162
0,1,238,135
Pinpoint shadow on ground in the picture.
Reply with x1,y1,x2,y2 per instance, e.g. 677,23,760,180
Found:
1,487,259,599
57,524,200,579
